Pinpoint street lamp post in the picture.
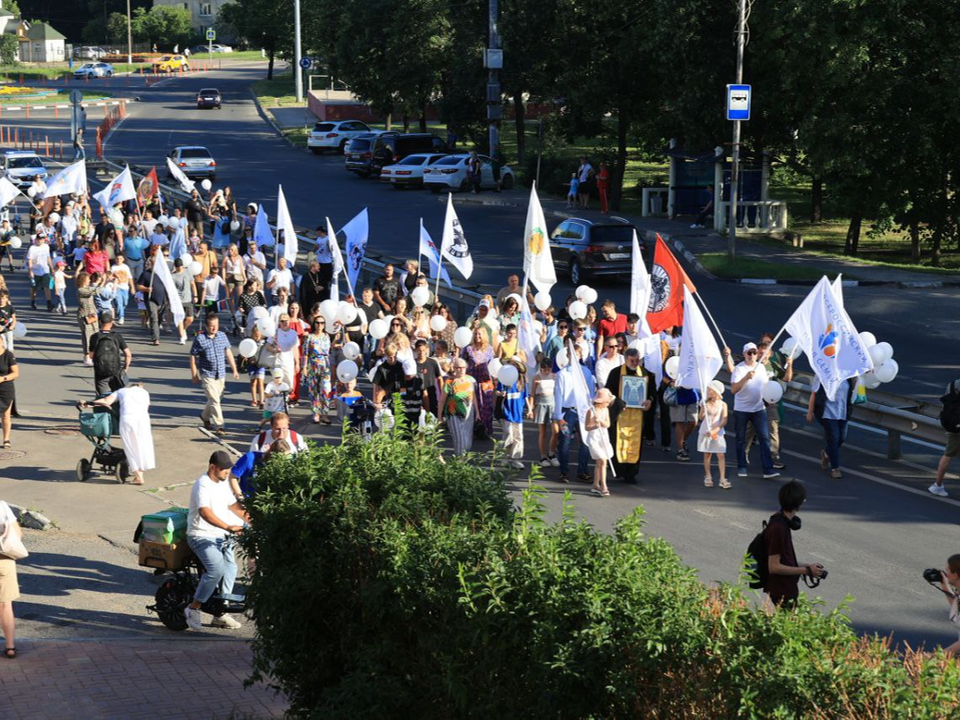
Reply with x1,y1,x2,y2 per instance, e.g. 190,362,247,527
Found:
727,0,748,261
293,0,303,103
126,0,133,65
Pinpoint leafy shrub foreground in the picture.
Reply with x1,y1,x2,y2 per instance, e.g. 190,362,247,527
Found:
243,426,960,718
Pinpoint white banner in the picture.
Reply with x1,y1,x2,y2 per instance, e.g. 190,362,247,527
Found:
440,192,472,279
165,157,195,193
522,182,556,293
341,208,368,294
276,185,298,266
93,166,137,209
0,176,21,208
676,287,722,399
41,159,87,198
253,205,273,247
152,255,185,328
418,220,452,289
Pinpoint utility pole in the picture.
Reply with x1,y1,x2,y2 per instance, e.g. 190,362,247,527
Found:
486,0,501,156
293,0,303,103
126,0,132,65
727,0,748,261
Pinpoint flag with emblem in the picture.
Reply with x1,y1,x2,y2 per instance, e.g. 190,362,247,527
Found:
137,167,160,206
782,276,873,401
41,159,87,199
522,182,556,293
440,192,472,279
93,166,136,209
165,157,195,193
276,185,298,266
646,234,696,333
419,220,452,289
341,208,368,293
0,177,21,209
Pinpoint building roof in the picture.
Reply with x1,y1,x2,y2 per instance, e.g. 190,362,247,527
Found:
24,22,66,41
0,9,17,18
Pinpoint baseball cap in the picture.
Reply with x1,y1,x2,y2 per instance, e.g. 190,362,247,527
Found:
743,342,758,354
98,310,114,324
271,367,284,378
402,358,417,376
209,450,234,470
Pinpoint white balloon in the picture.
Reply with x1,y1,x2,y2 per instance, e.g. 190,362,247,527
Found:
9,237,22,249
453,326,473,348
781,337,797,357
859,331,877,348
369,318,389,339
48,212,60,223
576,285,598,305
342,341,361,360
874,341,894,364
179,253,193,266
320,299,339,325
201,179,212,191
664,356,680,379
762,382,784,404
337,302,358,325
337,359,359,383
569,300,587,321
534,291,551,312
410,286,430,308
238,338,258,358
868,345,886,367
189,261,203,276
555,347,569,368
158,214,169,225
497,364,519,387
430,315,447,332
487,358,502,379
861,371,882,389
26,187,36,198
230,220,241,232
875,358,899,384
250,306,269,321
12,322,27,339
256,318,276,338
532,320,543,334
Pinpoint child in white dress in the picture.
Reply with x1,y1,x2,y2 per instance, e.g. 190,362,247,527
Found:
585,388,616,497
698,380,729,488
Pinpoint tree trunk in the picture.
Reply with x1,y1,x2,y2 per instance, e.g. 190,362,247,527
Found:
843,210,862,256
385,113,392,131
419,100,427,132
610,114,630,211
267,47,275,80
931,222,944,267
810,175,822,223
909,218,921,263
513,92,526,165
402,114,410,133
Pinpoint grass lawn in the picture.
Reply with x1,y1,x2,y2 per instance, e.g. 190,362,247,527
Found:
0,89,109,105
699,253,837,282
252,72,304,107
0,63,150,81
282,127,309,147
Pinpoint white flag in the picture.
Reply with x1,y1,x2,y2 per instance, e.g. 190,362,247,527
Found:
517,276,541,390
440,193,472,279
341,208,368,293
151,255,185,328
418,220,452,289
782,276,873,401
93,166,137,209
522,182,556,293
326,216,346,300
0,176,20,208
165,157,195,193
41,159,87,198
276,185,298,266
676,287,722,399
629,231,661,384
832,274,844,308
253,205,273,247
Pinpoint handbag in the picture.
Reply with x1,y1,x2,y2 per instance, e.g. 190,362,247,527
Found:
493,394,505,421
663,386,678,407
0,508,28,561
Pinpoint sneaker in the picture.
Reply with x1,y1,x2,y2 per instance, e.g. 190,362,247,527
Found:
511,460,524,469
82,357,93,366
772,461,786,470
179,337,186,345
539,457,551,468
737,468,747,478
548,455,560,468
929,483,949,497
184,606,203,631
576,472,592,483
830,469,843,479
689,223,700,229
820,449,829,470
117,318,124,325
590,488,602,496
763,472,781,480
661,446,671,453
676,450,690,462
211,614,243,629
558,473,569,484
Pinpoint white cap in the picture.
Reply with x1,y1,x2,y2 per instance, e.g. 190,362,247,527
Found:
743,342,758,354
402,358,417,376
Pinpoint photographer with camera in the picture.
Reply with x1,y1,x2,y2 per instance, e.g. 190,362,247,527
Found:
764,480,825,609
924,556,960,657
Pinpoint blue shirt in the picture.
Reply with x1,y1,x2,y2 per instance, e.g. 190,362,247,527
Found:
232,451,263,498
496,381,527,423
191,330,231,379
124,235,148,261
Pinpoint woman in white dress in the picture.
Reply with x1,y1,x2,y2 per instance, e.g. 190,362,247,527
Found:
585,388,616,497
86,384,156,485
698,380,729,489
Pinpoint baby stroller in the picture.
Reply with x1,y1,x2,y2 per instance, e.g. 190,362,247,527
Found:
76,401,129,483
347,396,377,440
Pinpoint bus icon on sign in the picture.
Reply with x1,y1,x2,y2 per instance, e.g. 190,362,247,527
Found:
726,84,751,121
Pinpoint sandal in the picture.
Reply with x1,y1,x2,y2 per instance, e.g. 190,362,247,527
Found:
321,417,332,425
4,647,16,659
703,477,714,488
2,440,10,449
601,490,610,497
719,478,732,490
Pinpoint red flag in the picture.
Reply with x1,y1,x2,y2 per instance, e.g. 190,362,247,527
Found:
137,167,159,206
646,234,696,333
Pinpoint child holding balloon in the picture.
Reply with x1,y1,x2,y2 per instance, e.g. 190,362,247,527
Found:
494,357,530,469
698,380,729,488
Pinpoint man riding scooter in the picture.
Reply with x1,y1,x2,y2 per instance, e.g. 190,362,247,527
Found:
185,451,249,631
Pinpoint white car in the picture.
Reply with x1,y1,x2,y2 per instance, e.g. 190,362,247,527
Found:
379,153,447,188
423,154,515,193
73,62,114,79
308,120,373,154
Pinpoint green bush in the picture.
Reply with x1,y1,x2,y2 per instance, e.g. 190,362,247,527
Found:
243,425,960,718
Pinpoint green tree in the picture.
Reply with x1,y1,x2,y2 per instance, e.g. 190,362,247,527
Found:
131,6,192,49
220,0,292,79
0,35,18,65
105,12,128,45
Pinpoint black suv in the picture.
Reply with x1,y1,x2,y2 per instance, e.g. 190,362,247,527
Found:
344,132,397,177
371,134,448,174
549,216,642,284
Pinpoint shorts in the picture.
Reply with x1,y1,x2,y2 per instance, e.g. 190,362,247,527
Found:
533,401,555,425
248,365,266,379
670,404,698,424
0,558,20,602
183,302,195,319
262,410,274,420
946,432,960,458
226,276,243,292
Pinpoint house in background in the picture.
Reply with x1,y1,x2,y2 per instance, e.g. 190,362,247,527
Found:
17,21,66,62
153,0,232,40
0,4,17,36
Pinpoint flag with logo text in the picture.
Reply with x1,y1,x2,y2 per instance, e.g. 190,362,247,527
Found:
646,234,696,333
342,208,369,293
676,287,722,398
419,220,452,289
522,182,556,293
41,159,87,199
94,166,136,209
440,193,472,279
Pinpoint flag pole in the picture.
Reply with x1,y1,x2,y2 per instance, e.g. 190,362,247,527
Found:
693,290,728,349
336,231,355,299
434,232,445,301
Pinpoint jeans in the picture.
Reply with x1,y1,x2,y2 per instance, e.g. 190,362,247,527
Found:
187,535,237,604
735,408,773,474
127,257,143,282
557,407,590,476
147,299,166,342
114,287,129,321
820,418,847,470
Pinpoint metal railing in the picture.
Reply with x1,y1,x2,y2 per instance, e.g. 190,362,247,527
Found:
716,200,788,233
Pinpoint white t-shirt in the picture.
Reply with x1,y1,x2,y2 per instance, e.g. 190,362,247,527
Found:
267,267,293,296
595,353,624,388
203,275,225,302
244,251,266,282
27,243,51,276
111,262,132,286
187,474,242,540
263,381,291,412
731,361,770,412
141,218,158,237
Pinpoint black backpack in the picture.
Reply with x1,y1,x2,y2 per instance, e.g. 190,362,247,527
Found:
940,383,960,434
746,515,785,590
93,332,123,377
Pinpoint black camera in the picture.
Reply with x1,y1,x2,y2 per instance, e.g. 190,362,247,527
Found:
924,568,943,584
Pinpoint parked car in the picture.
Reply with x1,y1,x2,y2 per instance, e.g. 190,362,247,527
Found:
379,153,448,188
308,120,373,154
372,133,449,173
190,44,233,53
549,216,639,284
196,88,222,109
423,153,514,193
152,55,189,73
73,62,114,79
74,46,108,60
1,151,48,191
167,146,216,180
344,132,397,177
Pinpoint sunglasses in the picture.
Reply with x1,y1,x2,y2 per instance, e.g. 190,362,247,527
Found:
558,324,569,329
391,321,402,326
606,343,617,349
745,350,758,356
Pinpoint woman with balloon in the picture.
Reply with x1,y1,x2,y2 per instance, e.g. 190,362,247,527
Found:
302,316,335,424
494,357,530,469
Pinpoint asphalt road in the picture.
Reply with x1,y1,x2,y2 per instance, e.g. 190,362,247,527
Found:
4,62,959,652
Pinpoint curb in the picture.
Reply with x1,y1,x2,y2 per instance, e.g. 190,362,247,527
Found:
0,99,124,112
248,87,313,154
442,193,520,208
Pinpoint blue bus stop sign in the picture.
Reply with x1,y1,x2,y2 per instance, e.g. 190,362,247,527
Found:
726,84,751,121
299,57,312,70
